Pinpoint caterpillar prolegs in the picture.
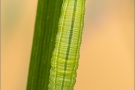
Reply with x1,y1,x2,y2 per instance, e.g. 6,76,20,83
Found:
48,0,85,90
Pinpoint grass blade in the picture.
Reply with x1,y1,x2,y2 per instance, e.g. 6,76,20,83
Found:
26,0,63,90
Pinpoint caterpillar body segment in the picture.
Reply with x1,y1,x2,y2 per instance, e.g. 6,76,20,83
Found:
49,0,85,90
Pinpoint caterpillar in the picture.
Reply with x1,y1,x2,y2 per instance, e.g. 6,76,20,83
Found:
48,0,85,90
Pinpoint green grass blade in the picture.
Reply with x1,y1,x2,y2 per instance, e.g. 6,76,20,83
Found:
26,0,63,90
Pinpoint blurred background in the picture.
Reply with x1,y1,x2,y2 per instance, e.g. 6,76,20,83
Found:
1,0,134,90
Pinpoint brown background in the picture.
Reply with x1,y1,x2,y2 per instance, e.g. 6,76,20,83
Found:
1,0,134,90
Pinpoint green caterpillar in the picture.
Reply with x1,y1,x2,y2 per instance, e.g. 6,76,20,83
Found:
48,0,85,90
